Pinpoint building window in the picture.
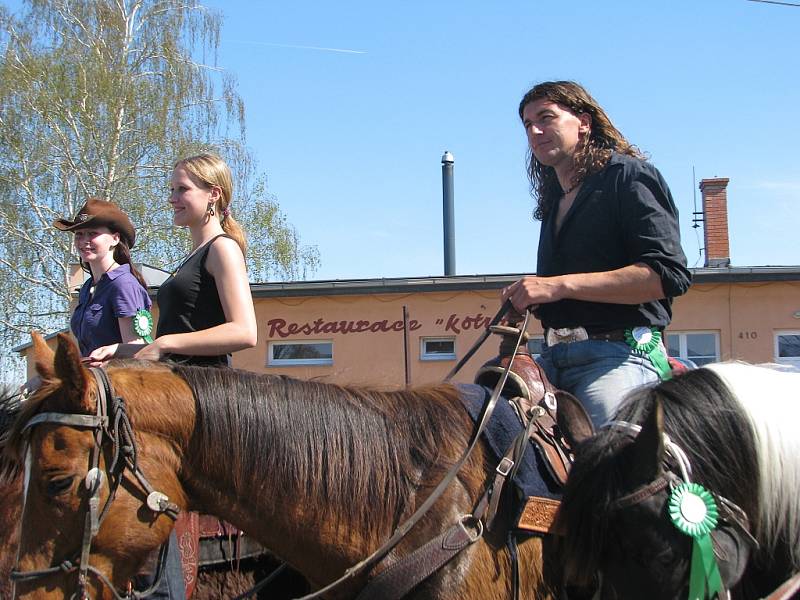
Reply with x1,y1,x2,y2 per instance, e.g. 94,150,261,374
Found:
527,336,545,358
666,331,720,367
420,337,456,361
775,331,800,367
268,340,333,366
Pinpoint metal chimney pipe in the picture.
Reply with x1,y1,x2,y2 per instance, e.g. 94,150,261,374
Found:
441,151,455,276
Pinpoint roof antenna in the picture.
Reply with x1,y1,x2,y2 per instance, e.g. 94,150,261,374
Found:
691,166,703,229
691,166,705,266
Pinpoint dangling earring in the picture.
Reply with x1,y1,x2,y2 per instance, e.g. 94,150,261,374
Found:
207,202,216,216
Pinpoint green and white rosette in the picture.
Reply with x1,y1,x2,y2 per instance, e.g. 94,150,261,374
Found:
625,326,672,380
669,482,723,600
133,309,154,343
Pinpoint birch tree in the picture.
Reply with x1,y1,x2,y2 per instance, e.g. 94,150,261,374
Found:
0,0,318,381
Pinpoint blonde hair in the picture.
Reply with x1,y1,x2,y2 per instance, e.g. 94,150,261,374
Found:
175,153,247,256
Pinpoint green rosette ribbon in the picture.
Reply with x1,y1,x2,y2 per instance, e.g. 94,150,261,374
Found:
133,309,154,344
669,482,724,600
624,326,672,380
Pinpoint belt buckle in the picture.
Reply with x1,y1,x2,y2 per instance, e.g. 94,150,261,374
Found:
546,326,589,346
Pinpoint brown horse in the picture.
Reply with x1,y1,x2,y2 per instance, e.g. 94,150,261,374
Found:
8,332,561,599
0,387,302,600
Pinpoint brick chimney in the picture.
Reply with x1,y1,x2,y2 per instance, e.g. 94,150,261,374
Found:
699,178,731,267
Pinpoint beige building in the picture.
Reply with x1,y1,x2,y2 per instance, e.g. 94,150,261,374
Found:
17,178,800,381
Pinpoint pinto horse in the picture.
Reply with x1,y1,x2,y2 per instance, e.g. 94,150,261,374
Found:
555,362,800,599
8,332,564,599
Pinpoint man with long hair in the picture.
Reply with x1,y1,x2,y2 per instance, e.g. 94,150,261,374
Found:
503,81,691,427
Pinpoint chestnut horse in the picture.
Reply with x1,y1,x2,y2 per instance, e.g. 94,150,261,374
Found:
555,363,800,599
8,333,560,599
1,389,23,599
0,388,301,600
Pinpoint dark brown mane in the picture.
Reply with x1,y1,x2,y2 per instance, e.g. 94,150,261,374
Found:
174,365,477,540
0,387,25,482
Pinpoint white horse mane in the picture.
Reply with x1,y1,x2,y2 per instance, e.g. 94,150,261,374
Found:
704,361,800,568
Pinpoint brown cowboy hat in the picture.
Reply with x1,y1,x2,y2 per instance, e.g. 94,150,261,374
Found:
53,198,136,248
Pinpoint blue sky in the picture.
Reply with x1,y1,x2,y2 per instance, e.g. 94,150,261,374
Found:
200,0,799,281
17,0,800,280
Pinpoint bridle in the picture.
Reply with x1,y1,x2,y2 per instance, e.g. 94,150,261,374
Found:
601,420,757,600
11,367,180,600
605,421,756,541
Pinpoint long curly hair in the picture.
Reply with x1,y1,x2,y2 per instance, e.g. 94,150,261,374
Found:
518,81,644,220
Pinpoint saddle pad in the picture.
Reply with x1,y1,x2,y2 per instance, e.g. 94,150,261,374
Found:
456,383,562,503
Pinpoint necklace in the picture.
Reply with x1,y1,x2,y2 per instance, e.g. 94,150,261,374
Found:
89,262,118,296
172,235,222,275
562,180,581,196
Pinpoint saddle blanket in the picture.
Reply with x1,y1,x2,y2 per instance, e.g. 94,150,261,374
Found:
456,383,562,505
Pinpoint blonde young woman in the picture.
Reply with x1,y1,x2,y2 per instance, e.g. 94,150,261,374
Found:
88,153,256,366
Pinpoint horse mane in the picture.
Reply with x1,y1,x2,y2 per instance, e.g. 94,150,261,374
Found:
0,386,24,482
172,365,475,540
557,367,761,584
703,362,800,569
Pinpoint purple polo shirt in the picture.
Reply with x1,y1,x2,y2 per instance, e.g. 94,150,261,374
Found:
70,263,152,356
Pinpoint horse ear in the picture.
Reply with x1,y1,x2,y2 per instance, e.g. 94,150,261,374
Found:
53,333,92,408
628,397,666,485
31,331,56,380
556,390,595,447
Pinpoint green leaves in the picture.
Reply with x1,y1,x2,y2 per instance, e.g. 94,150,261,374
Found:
0,0,318,382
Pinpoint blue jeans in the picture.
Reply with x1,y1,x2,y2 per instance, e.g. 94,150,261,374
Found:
536,339,661,429
134,530,186,599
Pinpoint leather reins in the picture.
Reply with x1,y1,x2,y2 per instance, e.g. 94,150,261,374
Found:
16,302,526,600
11,367,179,600
243,301,530,600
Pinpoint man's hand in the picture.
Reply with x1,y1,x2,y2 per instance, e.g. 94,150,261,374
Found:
502,275,564,313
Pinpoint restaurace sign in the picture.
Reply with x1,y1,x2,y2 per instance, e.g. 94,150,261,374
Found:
266,312,496,339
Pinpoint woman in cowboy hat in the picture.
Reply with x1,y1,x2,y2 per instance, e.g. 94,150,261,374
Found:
54,198,152,356
56,198,185,598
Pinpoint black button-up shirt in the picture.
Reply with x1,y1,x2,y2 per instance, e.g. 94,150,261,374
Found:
536,153,691,333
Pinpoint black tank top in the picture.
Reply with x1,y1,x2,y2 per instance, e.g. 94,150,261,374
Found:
156,234,231,366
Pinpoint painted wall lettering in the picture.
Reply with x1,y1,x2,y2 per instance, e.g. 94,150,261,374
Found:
265,312,510,339
434,313,492,334
267,317,422,339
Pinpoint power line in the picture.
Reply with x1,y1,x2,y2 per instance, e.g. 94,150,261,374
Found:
746,0,800,7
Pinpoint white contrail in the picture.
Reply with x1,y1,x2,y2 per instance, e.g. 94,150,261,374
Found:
229,40,366,54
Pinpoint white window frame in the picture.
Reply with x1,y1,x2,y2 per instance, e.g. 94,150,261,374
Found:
267,340,333,366
420,337,456,361
774,330,800,368
666,331,720,366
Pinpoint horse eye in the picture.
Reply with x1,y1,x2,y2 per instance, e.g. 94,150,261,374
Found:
46,477,75,497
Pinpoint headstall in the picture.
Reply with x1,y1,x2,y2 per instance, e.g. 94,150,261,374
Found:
603,420,757,600
11,367,180,600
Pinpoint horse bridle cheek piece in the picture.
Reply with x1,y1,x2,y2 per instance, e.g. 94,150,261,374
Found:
605,421,756,600
11,367,180,600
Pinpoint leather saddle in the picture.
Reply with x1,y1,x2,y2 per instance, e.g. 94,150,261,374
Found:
475,348,591,487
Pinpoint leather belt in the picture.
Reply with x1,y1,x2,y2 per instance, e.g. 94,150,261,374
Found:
545,326,627,347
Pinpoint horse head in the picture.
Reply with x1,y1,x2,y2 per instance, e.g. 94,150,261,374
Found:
12,333,186,599
556,377,754,599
